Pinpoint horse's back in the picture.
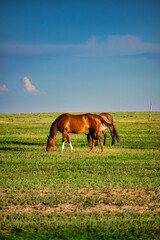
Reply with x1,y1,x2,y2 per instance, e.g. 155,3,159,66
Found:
56,113,90,133
100,113,113,124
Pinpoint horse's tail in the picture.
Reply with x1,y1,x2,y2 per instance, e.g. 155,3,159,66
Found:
100,116,119,145
113,126,119,142
100,117,114,128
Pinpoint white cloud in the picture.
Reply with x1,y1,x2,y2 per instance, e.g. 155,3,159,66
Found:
97,35,160,56
0,35,160,57
0,84,8,94
23,77,40,95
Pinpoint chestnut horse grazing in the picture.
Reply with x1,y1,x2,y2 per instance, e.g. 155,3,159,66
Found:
46,113,114,153
86,113,119,147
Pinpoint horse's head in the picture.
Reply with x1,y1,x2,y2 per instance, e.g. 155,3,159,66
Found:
46,136,55,152
85,133,92,147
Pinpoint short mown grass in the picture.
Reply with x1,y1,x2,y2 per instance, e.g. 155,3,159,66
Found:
0,112,160,239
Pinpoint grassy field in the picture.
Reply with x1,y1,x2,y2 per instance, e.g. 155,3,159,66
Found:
0,111,160,239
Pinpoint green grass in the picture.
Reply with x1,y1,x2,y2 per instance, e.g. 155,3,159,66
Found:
0,212,159,240
0,112,160,239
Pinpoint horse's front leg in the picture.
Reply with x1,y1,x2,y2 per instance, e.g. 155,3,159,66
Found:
66,134,73,152
61,130,67,153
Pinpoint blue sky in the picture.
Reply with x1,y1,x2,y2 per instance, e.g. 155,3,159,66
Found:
0,0,160,113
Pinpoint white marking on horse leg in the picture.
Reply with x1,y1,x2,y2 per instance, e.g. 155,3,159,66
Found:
61,142,65,152
69,142,73,152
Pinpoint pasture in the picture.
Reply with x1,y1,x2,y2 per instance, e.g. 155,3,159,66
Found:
0,112,160,239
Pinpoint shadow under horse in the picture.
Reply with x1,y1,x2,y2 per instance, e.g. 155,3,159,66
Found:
46,113,114,153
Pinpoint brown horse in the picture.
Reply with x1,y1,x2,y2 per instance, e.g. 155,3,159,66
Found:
46,113,114,152
86,113,119,147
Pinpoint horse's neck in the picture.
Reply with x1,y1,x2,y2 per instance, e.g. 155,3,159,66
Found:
50,122,58,139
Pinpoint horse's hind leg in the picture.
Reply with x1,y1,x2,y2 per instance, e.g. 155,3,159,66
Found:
89,131,96,152
66,134,73,152
95,135,98,146
97,132,104,152
109,127,115,146
102,130,107,146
